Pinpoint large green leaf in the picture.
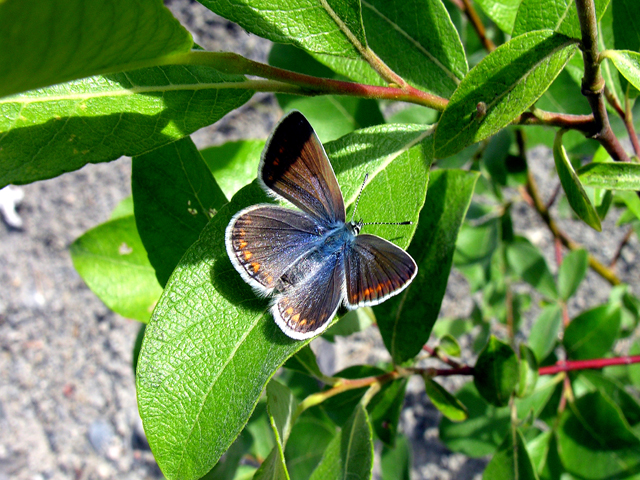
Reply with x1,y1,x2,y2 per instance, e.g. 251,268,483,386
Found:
0,0,192,98
377,169,479,364
132,137,228,287
474,336,519,407
199,0,366,58
361,0,467,97
577,162,640,190
563,304,621,360
434,31,577,158
513,0,610,38
611,0,640,53
136,123,432,480
0,66,253,187
380,434,412,480
558,391,640,479
309,404,374,480
70,215,162,323
505,237,558,300
424,377,469,422
553,130,602,231
483,429,538,480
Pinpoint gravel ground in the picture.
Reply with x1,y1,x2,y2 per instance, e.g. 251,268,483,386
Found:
1,2,639,479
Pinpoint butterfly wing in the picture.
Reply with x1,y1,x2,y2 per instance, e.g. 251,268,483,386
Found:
344,234,417,308
273,250,345,340
259,111,345,226
226,204,325,295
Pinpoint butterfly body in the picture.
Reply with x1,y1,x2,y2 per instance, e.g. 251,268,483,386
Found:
226,111,417,340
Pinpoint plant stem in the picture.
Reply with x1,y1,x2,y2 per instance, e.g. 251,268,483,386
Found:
610,226,634,268
423,345,463,369
523,170,621,285
460,0,496,52
575,0,631,162
539,355,640,375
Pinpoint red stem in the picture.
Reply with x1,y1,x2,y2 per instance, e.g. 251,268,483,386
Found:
539,355,640,375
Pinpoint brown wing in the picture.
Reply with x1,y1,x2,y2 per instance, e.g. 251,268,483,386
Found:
259,111,345,226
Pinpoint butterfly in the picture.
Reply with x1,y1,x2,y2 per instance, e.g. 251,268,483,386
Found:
225,111,417,340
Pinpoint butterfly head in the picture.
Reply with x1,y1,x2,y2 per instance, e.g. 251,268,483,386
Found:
347,219,364,236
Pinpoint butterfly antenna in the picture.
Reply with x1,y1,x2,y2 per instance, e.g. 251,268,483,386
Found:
362,220,413,226
351,173,369,223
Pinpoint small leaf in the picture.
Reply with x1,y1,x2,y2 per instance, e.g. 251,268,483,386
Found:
604,50,640,91
202,432,252,480
563,304,621,360
528,305,563,362
473,0,523,34
369,378,408,447
424,377,469,422
201,0,367,58
439,334,462,358
558,391,640,479
267,380,298,448
505,237,558,299
553,130,602,231
285,413,336,480
435,31,577,158
0,67,253,187
557,249,589,301
70,215,162,323
377,169,479,364
380,434,412,480
201,140,266,199
309,404,374,480
283,346,326,381
132,137,228,287
483,430,538,480
0,0,193,98
439,382,511,457
517,344,539,398
474,336,519,407
253,447,290,480
323,307,375,341
577,161,640,190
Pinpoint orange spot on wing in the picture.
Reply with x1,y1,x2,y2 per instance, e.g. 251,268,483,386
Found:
286,307,294,315
300,318,307,326
292,314,300,322
239,240,247,249
251,262,260,273
267,276,273,284
244,251,253,260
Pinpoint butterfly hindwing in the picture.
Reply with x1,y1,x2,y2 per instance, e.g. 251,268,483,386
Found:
226,204,325,294
273,250,345,340
344,234,417,308
260,111,345,225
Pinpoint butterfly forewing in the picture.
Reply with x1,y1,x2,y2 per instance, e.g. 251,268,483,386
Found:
273,250,345,340
260,111,345,225
344,234,417,308
226,205,325,294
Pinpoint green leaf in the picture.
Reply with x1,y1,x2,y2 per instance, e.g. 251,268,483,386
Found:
361,0,468,97
473,0,523,34
200,0,366,58
253,447,290,480
563,304,621,360
424,377,469,422
558,391,640,479
435,31,577,158
553,130,602,231
517,344,539,398
285,413,337,480
577,162,640,190
110,196,134,219
611,0,640,53
505,237,558,299
267,380,298,448
133,324,146,374
439,381,511,457
604,50,640,91
377,169,479,364
369,378,408,447
136,122,432,480
528,305,563,362
513,0,610,38
616,190,640,222
70,215,162,323
283,346,327,381
0,0,192,98
132,137,228,287
201,140,266,199
514,375,561,420
0,67,253,187
557,249,589,301
439,334,462,358
380,434,412,480
474,336,519,407
483,429,538,480
630,341,640,389
269,44,385,142
202,432,252,480
323,307,375,341
309,403,374,480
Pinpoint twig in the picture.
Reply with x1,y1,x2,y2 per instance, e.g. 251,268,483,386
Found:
609,226,634,268
539,355,640,375
423,345,462,369
545,182,562,210
604,87,640,157
460,0,496,52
